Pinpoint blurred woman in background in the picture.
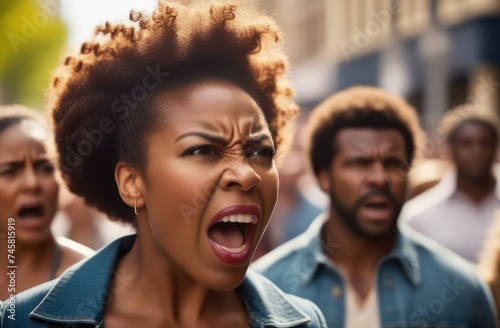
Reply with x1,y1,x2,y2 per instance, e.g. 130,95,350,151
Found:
0,105,93,300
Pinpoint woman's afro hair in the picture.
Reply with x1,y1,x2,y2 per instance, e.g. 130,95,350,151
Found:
48,1,298,224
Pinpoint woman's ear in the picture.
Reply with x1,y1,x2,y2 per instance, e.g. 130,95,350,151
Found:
115,161,145,209
317,169,331,194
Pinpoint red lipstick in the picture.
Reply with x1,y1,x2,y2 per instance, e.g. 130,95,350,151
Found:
207,205,261,266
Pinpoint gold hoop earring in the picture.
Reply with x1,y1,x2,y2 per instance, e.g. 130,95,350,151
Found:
134,198,139,216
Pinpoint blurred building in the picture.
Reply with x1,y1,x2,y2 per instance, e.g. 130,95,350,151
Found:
257,0,500,131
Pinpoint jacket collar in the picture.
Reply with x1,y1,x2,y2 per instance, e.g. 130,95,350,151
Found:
291,213,421,287
30,235,133,325
241,271,312,327
384,224,421,286
30,235,311,327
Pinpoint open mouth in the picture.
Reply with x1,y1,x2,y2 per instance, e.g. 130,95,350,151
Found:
18,204,44,218
207,206,260,266
17,203,45,227
361,197,393,220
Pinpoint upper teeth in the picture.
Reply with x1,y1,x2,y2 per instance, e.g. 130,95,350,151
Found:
219,214,257,224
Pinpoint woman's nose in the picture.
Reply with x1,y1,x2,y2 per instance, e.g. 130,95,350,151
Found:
21,166,41,192
219,159,262,192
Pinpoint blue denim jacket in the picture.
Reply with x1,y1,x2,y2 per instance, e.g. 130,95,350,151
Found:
0,235,327,328
252,214,498,328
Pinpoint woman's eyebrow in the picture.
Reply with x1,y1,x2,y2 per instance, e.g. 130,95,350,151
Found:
175,131,273,147
0,161,23,168
175,131,226,145
33,159,52,166
247,133,273,146
0,158,50,167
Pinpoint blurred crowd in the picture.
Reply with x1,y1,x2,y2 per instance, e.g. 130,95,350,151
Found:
1,84,499,328
0,1,499,327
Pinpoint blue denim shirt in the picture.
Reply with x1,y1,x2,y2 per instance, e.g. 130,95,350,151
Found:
252,214,498,328
0,235,327,328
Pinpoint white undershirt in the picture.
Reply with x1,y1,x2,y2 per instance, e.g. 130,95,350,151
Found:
345,282,381,328
402,169,500,262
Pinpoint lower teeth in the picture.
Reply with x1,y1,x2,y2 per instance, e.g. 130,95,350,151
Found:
217,243,247,254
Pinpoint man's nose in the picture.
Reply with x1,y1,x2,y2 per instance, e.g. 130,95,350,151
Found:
366,162,390,188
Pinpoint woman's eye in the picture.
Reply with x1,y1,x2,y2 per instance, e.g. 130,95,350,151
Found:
248,147,276,158
182,145,219,157
40,163,55,174
0,169,16,177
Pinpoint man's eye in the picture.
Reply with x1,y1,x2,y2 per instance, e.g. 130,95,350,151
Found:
248,147,276,158
385,158,403,168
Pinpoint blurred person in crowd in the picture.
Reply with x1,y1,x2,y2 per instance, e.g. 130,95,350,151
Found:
52,190,135,250
253,86,497,328
406,158,449,199
0,3,327,327
254,115,325,259
0,105,93,301
478,210,500,326
402,103,500,262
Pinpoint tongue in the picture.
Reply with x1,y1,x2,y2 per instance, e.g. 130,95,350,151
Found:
208,223,244,248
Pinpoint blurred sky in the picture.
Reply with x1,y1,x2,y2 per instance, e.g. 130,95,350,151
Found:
60,0,157,49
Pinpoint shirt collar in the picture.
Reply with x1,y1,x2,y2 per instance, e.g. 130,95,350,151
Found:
291,214,421,287
30,235,311,327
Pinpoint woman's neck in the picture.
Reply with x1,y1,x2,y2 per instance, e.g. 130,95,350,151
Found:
0,233,58,299
106,233,244,325
0,233,57,271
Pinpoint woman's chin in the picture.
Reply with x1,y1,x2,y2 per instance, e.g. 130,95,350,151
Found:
16,230,52,246
203,269,248,292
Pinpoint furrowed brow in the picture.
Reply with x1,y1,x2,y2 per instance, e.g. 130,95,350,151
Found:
247,133,273,146
175,131,227,145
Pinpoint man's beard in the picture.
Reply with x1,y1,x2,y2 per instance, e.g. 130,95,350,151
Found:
329,179,404,241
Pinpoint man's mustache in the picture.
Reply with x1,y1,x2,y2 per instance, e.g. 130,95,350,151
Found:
355,188,399,208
